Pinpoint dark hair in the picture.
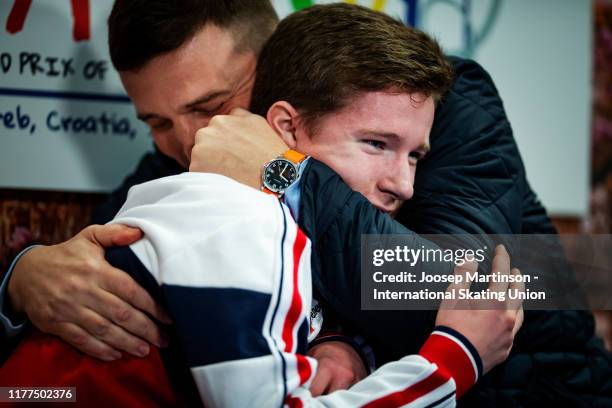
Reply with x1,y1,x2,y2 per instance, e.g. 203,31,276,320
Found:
250,3,453,130
108,0,278,71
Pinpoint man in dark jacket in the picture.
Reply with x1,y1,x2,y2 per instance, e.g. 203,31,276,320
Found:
187,10,612,407
2,0,611,406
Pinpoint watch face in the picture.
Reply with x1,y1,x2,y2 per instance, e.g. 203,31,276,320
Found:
263,158,298,193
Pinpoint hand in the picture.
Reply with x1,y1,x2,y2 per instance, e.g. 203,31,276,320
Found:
8,224,172,361
189,108,289,189
435,245,525,374
308,341,368,396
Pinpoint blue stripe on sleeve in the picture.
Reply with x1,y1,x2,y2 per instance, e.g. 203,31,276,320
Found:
433,325,483,378
163,285,273,368
297,319,309,355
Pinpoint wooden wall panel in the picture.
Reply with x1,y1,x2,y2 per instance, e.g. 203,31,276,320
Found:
0,189,106,272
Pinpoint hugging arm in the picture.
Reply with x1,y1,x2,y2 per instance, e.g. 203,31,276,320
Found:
0,150,182,359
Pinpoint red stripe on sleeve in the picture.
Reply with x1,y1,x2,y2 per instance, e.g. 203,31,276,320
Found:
284,395,304,408
362,368,450,408
281,228,307,352
419,333,477,398
296,354,313,385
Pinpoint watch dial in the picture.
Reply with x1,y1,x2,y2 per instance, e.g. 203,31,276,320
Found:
264,159,297,192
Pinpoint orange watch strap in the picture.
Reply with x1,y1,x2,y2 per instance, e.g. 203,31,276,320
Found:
283,149,306,164
262,187,279,197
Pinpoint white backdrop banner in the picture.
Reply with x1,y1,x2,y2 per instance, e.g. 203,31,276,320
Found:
0,0,590,216
0,0,152,192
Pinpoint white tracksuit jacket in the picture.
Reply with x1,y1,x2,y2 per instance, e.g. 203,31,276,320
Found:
110,173,481,408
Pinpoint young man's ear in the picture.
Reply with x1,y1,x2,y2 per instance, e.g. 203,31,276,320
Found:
266,101,301,149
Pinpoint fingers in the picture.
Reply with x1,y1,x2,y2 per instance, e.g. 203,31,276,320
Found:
507,268,525,311
97,289,169,348
488,245,511,293
310,366,332,397
86,224,143,248
13,224,169,362
79,306,152,358
512,307,524,337
40,282,166,359
101,266,172,325
506,268,524,338
91,264,171,349
57,322,122,362
453,260,478,290
194,127,208,145
94,274,169,347
440,260,477,311
327,375,356,394
91,281,168,339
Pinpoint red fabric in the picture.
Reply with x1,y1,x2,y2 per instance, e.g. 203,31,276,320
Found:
0,329,178,407
282,228,308,352
419,333,477,398
361,368,450,408
284,395,304,408
295,354,312,386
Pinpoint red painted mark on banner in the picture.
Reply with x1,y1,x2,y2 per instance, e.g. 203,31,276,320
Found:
6,0,32,34
5,0,90,41
70,0,90,41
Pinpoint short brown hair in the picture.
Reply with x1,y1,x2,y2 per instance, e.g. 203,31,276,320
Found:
108,0,278,71
250,3,453,130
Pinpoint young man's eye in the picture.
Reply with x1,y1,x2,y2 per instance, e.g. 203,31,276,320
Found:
363,140,386,150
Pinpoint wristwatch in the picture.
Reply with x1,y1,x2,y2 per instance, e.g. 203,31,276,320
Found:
262,149,307,197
